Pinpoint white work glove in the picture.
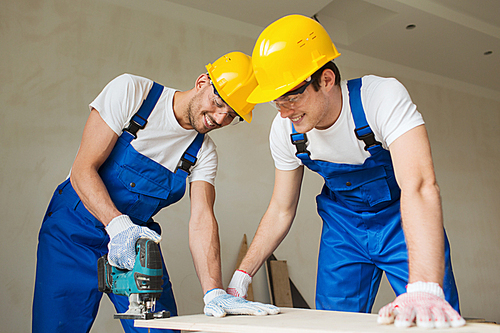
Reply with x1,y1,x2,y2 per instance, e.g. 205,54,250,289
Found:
227,270,252,299
203,289,280,318
378,281,466,329
105,215,161,270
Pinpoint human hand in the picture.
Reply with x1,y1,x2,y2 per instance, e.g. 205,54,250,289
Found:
378,282,466,329
227,270,252,299
203,289,280,318
105,215,161,270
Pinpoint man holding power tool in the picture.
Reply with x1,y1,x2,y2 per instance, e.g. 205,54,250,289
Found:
227,15,466,329
32,52,279,333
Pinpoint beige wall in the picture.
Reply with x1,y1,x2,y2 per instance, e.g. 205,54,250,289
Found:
1,1,499,332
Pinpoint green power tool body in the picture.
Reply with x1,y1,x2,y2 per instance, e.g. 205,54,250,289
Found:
98,238,170,320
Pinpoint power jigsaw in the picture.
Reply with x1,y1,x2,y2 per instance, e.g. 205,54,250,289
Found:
98,237,170,320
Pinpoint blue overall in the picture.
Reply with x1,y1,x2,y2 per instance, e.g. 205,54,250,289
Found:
33,82,204,333
290,78,459,313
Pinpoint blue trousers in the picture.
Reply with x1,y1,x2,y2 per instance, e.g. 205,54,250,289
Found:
32,182,178,333
315,186,460,313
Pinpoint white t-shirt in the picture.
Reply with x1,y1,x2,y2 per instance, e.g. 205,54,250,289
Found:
270,75,425,170
90,73,218,185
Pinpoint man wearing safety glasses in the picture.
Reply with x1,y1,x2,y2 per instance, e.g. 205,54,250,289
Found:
32,51,279,333
227,15,466,329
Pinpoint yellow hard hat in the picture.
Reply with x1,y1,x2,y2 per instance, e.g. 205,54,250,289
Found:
248,14,341,104
206,51,257,123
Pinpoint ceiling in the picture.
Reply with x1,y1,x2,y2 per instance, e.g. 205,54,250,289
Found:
165,0,500,95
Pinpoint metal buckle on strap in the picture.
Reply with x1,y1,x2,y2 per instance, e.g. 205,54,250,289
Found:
355,126,382,151
290,133,311,157
175,154,197,176
124,115,148,139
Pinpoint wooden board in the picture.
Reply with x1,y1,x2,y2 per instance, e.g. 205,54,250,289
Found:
135,308,499,333
267,254,310,309
268,260,293,307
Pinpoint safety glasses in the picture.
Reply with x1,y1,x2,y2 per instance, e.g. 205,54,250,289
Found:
272,77,314,111
210,81,243,126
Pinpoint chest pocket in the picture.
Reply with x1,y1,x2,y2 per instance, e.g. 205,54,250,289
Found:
324,165,392,210
116,165,178,223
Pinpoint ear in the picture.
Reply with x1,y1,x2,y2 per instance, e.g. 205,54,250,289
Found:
195,73,210,91
320,68,336,92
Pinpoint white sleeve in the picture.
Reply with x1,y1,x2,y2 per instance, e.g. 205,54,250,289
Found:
89,74,152,136
364,77,424,147
189,136,218,186
269,115,302,171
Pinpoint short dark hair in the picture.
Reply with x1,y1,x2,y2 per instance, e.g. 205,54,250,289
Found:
311,61,341,91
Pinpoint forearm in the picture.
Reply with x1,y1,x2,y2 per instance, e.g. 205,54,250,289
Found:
70,168,121,226
389,125,445,285
188,181,224,294
239,167,303,277
239,207,294,277
189,213,223,294
400,182,445,285
70,109,121,226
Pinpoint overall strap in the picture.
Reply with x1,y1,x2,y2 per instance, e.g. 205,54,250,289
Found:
290,124,311,161
347,78,382,151
122,82,164,142
175,132,205,177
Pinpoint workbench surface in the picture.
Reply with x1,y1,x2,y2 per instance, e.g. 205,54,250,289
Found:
135,307,499,332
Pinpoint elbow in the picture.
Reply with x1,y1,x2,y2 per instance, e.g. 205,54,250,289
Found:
69,167,80,190
421,177,440,195
402,177,441,200
424,178,441,197
69,163,89,191
189,212,219,235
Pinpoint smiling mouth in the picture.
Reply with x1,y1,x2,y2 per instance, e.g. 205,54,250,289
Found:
204,114,218,129
290,114,304,123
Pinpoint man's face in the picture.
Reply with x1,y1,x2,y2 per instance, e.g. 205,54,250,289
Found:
187,83,240,134
273,78,330,133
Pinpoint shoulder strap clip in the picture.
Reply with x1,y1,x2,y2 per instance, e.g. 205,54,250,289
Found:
355,125,382,151
123,82,164,140
290,132,311,157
